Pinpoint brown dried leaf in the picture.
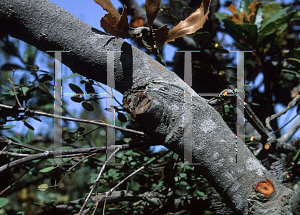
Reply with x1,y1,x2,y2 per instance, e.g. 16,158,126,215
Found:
130,9,145,27
95,0,121,20
100,6,130,38
153,24,170,47
240,11,251,23
165,0,211,43
225,4,243,24
227,4,238,14
248,0,263,23
145,0,161,27
115,6,130,37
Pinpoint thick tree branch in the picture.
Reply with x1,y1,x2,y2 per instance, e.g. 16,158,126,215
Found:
0,0,298,214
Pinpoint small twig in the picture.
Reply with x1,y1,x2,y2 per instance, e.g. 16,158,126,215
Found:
0,151,30,157
0,104,145,136
95,81,122,107
48,153,98,189
8,75,23,108
1,135,46,153
78,147,121,214
266,95,300,133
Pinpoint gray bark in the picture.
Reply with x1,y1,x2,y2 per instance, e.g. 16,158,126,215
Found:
0,0,299,214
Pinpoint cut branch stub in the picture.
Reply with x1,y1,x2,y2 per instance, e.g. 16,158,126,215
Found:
123,91,152,118
255,179,275,197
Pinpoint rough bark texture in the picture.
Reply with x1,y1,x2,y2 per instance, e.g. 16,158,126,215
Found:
0,0,299,214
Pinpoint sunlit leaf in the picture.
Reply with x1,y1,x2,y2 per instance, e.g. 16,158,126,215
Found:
0,198,8,208
261,4,290,29
262,3,281,26
66,73,78,79
40,166,57,173
38,183,49,191
1,85,11,91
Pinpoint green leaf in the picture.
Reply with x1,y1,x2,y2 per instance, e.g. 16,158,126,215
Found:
2,125,15,130
38,183,49,191
0,63,24,71
232,42,252,51
261,4,290,29
39,166,57,173
179,172,187,178
37,83,49,94
293,149,300,162
77,127,85,132
241,23,258,42
86,203,94,208
25,128,34,143
287,58,300,68
69,83,83,94
275,10,296,27
85,83,95,94
0,197,8,208
257,32,276,48
71,96,84,103
21,86,29,96
9,134,21,143
66,73,78,79
240,0,251,14
24,122,34,130
31,116,42,122
255,7,263,29
117,112,127,123
214,12,227,21
82,102,94,111
1,85,12,91
222,19,244,41
259,22,276,35
262,3,281,25
197,191,205,197
194,32,212,47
